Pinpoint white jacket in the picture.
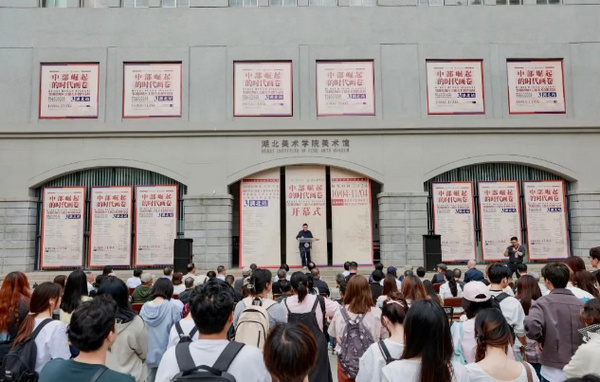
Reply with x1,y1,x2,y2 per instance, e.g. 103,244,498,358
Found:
563,330,600,378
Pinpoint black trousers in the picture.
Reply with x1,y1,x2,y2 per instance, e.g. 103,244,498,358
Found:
507,262,520,279
300,247,311,267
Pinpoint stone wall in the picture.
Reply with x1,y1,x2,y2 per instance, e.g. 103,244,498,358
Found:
0,198,38,274
569,192,600,258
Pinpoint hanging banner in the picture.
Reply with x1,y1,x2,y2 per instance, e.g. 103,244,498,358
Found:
123,62,182,118
135,185,178,266
478,181,522,261
426,60,485,115
233,61,293,117
285,166,327,267
507,60,566,114
240,169,281,267
523,181,569,260
432,182,476,262
89,186,133,267
331,168,372,266
316,61,375,116
39,63,100,119
40,187,85,269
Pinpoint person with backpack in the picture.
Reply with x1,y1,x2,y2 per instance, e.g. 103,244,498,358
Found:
39,295,135,382
0,272,31,362
168,286,200,349
264,323,318,382
328,275,385,382
233,268,286,351
140,278,182,382
381,299,469,382
155,279,270,382
2,282,70,379
96,277,147,382
466,308,539,382
282,272,337,382
356,292,408,382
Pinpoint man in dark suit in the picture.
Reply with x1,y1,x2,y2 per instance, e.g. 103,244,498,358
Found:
311,268,330,297
464,259,485,283
431,263,447,284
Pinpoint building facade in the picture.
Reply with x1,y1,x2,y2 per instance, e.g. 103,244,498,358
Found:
0,1,599,273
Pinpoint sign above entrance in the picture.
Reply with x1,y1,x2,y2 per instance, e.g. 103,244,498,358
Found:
260,137,351,155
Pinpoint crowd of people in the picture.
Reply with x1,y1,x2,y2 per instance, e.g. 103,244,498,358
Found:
2,252,600,382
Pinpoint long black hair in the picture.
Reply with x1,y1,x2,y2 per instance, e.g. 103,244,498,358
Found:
401,299,453,382
97,276,136,323
444,270,458,297
249,269,273,296
60,270,89,314
290,272,309,303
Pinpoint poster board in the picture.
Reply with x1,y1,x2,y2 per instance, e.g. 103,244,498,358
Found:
123,62,182,118
478,181,522,261
240,169,281,267
135,185,178,266
233,61,293,117
426,60,485,115
507,60,566,114
39,63,99,119
330,168,373,265
89,186,133,267
432,182,476,262
523,180,569,260
316,60,375,116
285,166,327,267
40,187,85,269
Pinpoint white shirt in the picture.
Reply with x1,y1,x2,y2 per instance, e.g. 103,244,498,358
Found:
217,275,226,281
87,282,94,294
439,283,463,300
173,284,186,294
33,318,71,373
126,277,141,289
466,362,539,382
167,318,198,349
342,270,350,277
379,279,402,291
382,360,469,382
357,339,404,382
489,290,526,337
155,339,271,382
541,366,565,382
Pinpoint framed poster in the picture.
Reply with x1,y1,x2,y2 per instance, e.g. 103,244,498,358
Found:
240,169,281,267
89,186,133,268
285,166,327,267
507,59,566,114
233,61,293,117
426,60,485,115
123,62,182,118
523,180,569,260
432,182,476,262
135,185,178,266
39,63,99,119
316,60,375,116
330,168,373,266
478,181,522,261
40,187,85,269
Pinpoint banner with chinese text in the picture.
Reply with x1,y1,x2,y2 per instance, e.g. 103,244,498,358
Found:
135,185,178,266
89,187,132,267
39,63,99,119
331,168,372,265
123,62,182,118
40,187,85,268
432,182,476,262
240,169,281,267
426,60,485,115
478,181,522,261
523,181,569,260
234,61,293,117
507,60,565,114
316,61,375,116
285,166,327,266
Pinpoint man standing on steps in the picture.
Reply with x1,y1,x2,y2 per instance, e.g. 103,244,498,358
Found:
504,236,526,279
296,223,318,269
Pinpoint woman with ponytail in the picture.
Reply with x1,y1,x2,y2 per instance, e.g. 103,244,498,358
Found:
12,282,70,373
233,268,286,327
465,308,538,382
282,272,338,381
440,270,463,300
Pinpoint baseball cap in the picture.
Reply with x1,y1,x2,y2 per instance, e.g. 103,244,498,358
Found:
141,273,153,283
462,281,491,303
387,266,397,274
242,266,252,277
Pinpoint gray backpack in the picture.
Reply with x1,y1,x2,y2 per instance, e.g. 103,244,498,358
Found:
171,341,244,382
338,306,374,379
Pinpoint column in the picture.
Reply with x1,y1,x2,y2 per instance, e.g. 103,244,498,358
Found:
183,195,233,269
569,192,600,257
378,192,428,267
0,198,38,274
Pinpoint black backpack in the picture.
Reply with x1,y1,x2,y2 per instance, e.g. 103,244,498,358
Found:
377,340,397,365
0,318,52,382
171,341,244,382
175,322,198,344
